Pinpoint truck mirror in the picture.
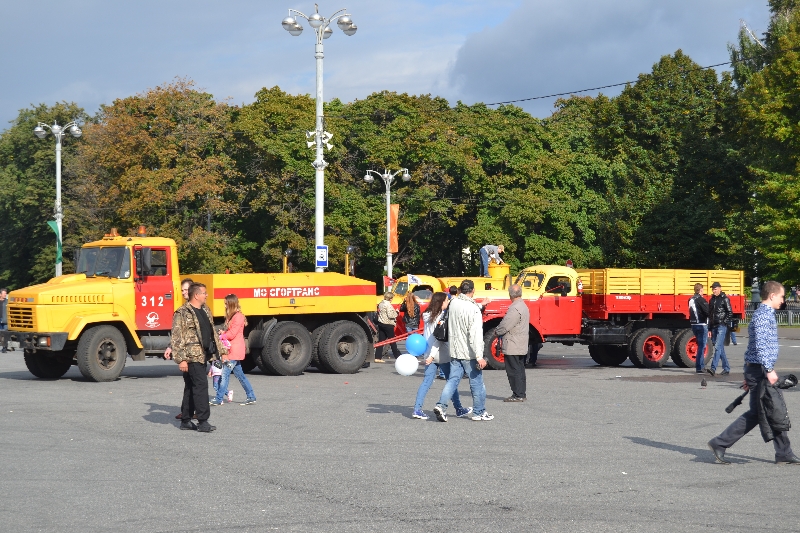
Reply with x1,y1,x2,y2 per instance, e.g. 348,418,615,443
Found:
133,246,152,280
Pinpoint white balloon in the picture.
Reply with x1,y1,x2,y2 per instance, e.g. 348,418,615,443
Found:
394,354,419,376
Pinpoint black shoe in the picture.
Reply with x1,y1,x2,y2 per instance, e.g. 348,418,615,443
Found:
1,348,6,353
503,396,526,402
720,370,730,376
775,454,800,464
696,369,705,373
706,368,716,377
179,422,197,431
197,423,216,433
708,441,730,464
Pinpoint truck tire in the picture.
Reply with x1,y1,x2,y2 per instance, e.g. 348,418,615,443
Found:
318,320,370,374
239,353,257,374
483,328,505,370
629,328,671,368
24,350,73,379
76,325,128,382
310,323,332,369
588,345,629,366
260,321,313,376
670,328,710,368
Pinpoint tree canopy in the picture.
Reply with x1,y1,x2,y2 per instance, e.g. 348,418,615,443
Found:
2,2,799,290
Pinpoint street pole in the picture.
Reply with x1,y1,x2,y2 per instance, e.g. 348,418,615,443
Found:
314,41,325,270
55,133,63,277
385,178,392,280
34,120,82,277
364,168,411,282
282,5,358,272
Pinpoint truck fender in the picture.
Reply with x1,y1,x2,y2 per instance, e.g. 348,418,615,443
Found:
66,314,143,350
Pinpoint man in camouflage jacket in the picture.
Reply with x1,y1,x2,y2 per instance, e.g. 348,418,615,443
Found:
172,282,227,432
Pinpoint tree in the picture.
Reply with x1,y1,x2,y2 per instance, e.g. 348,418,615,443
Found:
0,102,89,287
738,10,800,283
69,79,251,273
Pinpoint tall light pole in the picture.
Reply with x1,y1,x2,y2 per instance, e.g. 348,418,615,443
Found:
34,120,82,277
281,4,357,272
364,168,410,280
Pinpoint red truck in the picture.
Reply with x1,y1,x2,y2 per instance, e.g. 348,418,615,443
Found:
390,265,746,370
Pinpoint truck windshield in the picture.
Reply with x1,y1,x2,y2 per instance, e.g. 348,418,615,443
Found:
516,272,544,289
77,247,131,279
391,281,408,296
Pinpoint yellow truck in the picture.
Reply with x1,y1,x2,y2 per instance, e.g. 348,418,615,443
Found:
6,228,377,381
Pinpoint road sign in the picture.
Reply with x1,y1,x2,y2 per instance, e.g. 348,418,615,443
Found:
316,245,329,269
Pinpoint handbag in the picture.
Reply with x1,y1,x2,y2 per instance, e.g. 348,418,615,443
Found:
433,310,449,342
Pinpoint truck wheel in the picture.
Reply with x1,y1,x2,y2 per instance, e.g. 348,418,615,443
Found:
310,323,332,369
76,325,128,382
239,353,257,374
483,328,505,370
260,321,313,376
24,351,73,379
670,328,709,368
629,328,671,368
318,320,370,374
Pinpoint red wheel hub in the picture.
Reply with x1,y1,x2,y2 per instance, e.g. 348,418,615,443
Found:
491,338,505,363
642,335,666,362
686,337,708,362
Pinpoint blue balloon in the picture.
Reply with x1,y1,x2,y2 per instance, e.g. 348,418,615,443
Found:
405,333,427,356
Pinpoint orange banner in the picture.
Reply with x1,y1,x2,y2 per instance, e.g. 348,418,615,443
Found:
389,204,399,253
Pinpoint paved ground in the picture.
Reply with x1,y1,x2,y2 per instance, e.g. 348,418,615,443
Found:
3,334,800,533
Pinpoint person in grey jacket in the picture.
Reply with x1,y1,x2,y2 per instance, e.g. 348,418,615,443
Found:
433,279,494,422
494,284,530,402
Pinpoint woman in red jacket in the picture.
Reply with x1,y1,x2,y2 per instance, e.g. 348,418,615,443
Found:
210,295,257,406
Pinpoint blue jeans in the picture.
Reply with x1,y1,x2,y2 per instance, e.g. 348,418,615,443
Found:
215,360,256,403
479,247,490,277
691,325,708,372
436,359,486,415
730,329,737,345
414,361,462,411
710,324,730,373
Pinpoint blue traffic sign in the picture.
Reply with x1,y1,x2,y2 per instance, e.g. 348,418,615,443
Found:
316,245,328,268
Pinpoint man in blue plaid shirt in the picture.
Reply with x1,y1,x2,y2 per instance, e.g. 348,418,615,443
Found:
708,281,799,465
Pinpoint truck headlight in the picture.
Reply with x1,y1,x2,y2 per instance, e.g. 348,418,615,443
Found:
37,337,50,347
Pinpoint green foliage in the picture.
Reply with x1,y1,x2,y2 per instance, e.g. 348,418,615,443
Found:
1,1,797,290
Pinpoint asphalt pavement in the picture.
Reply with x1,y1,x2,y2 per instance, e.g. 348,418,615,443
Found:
3,337,800,533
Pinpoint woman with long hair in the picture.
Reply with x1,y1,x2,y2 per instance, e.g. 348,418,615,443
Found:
411,292,472,420
210,295,257,406
399,290,421,333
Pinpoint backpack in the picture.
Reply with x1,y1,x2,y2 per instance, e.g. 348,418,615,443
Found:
433,309,449,342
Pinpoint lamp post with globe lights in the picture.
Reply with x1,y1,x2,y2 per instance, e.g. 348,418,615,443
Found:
33,120,82,277
363,168,411,280
281,4,357,272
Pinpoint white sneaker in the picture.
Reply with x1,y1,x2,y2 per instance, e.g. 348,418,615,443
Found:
433,405,448,422
471,411,494,421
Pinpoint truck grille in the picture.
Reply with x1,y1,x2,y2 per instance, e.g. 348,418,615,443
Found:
9,306,34,330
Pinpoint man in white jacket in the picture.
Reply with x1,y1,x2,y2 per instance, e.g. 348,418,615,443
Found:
433,279,494,422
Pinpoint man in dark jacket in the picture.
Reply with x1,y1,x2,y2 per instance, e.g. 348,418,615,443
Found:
494,284,530,402
707,282,732,376
708,281,800,465
688,283,710,374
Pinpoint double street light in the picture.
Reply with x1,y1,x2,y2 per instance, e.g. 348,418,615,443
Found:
282,4,357,272
364,168,410,280
33,120,82,277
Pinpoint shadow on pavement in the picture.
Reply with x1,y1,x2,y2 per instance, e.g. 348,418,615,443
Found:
366,403,414,419
144,402,180,426
624,436,772,464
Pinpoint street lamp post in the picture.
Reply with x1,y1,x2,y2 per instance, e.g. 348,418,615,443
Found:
364,168,411,280
282,4,357,272
34,120,82,277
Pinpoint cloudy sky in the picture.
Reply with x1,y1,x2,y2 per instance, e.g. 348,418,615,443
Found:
0,1,771,129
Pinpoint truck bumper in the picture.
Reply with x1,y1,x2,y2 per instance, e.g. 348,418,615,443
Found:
1,331,68,352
